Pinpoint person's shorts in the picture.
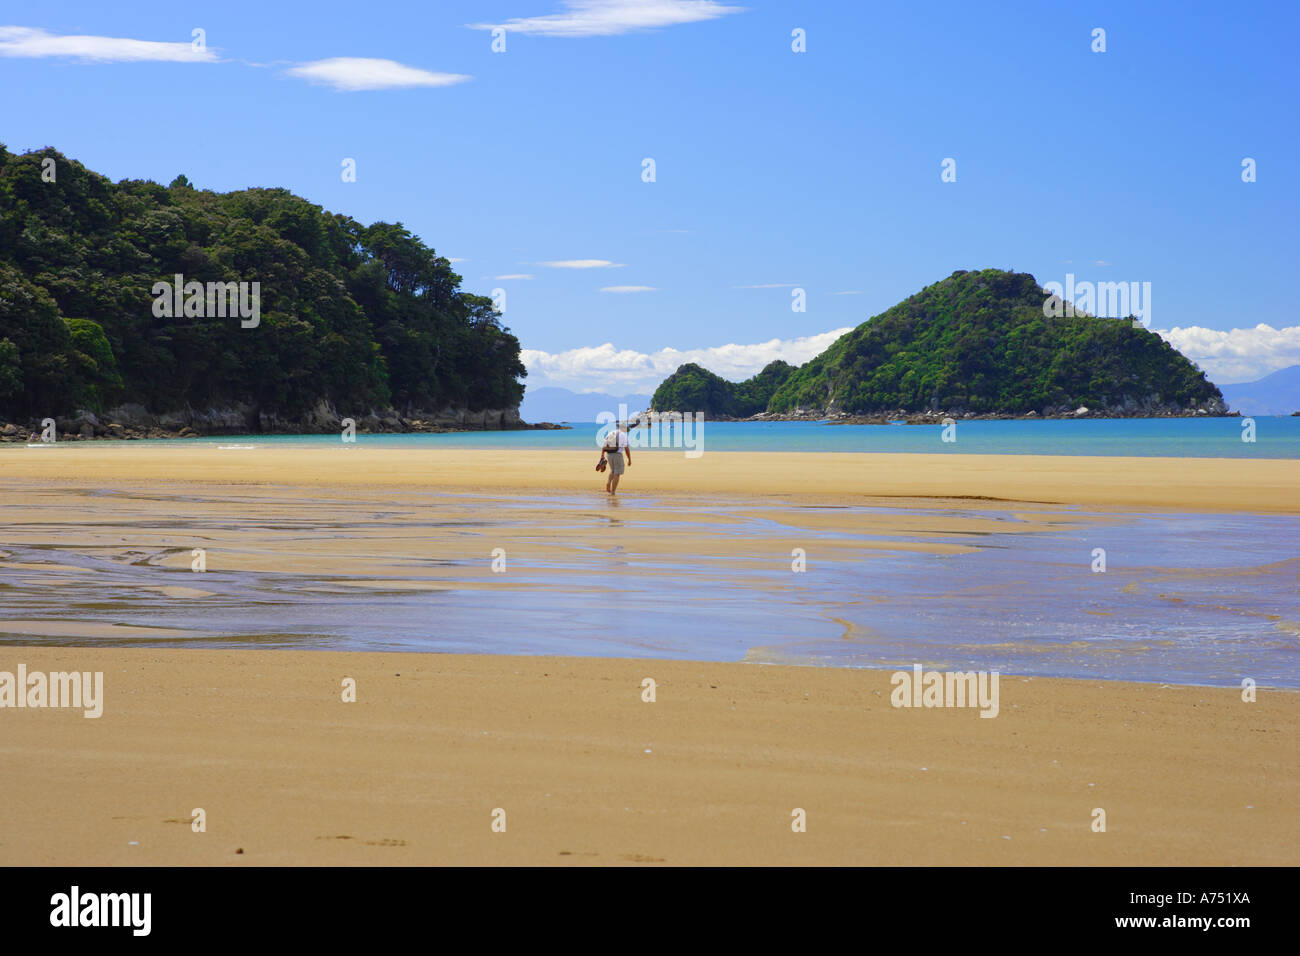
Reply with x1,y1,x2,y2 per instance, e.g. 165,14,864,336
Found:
606,451,625,475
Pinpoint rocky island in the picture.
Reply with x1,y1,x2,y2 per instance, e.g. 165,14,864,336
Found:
651,269,1228,422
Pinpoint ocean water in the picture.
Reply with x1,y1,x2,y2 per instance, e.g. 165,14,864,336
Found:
132,415,1300,458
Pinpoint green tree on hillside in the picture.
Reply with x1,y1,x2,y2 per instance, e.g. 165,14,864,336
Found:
763,270,1221,415
0,145,526,422
651,359,796,417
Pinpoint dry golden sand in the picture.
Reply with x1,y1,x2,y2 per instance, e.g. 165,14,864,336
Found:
0,647,1294,866
0,445,1296,865
1,443,1298,512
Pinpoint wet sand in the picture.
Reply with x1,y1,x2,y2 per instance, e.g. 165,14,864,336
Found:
0,646,1294,866
2,478,1295,683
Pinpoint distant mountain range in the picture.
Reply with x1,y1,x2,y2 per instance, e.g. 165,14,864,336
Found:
1219,365,1300,416
652,269,1226,419
520,387,651,424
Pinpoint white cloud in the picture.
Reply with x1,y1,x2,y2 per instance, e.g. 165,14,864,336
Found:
601,285,657,293
521,327,852,392
468,0,744,38
446,257,467,263
0,26,218,62
495,273,534,280
734,282,796,289
522,322,1299,393
285,57,470,92
831,290,863,296
1157,324,1300,383
541,259,626,269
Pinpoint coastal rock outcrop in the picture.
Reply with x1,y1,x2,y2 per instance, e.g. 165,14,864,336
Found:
3,402,551,442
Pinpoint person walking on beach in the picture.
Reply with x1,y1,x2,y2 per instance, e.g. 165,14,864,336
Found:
598,421,631,495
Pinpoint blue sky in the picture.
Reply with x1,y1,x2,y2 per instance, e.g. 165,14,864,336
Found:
2,0,1297,391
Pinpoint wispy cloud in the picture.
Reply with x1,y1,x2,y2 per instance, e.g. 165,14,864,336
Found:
831,290,863,296
468,1,744,38
734,283,797,289
285,57,471,92
521,327,851,392
541,259,626,269
446,257,467,263
601,285,657,293
495,273,534,280
0,26,218,62
1158,324,1300,383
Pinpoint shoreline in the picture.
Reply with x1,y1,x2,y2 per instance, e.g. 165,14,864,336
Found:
12,408,1296,443
0,421,570,443
684,410,1246,423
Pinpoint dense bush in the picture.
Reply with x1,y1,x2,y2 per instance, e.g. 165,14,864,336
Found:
652,359,795,416
0,145,525,420
656,269,1221,416
768,270,1220,414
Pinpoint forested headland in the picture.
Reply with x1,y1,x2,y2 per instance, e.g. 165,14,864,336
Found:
652,269,1226,421
0,145,530,437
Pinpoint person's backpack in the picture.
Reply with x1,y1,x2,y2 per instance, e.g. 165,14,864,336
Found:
602,429,621,453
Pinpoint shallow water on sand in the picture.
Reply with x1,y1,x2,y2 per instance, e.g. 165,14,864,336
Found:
0,483,1296,687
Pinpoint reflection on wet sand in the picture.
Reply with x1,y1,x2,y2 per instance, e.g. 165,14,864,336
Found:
1,480,1296,685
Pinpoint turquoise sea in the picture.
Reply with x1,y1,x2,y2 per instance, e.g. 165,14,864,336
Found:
143,415,1300,458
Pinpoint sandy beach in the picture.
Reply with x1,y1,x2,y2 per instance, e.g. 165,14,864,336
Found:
1,646,1295,866
1,445,1297,865
2,443,1298,512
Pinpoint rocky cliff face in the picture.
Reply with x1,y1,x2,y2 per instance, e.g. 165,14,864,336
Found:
773,393,1231,421
662,394,1231,423
0,401,539,442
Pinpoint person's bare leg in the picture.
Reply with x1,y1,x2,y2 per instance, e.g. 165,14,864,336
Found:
609,474,620,495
